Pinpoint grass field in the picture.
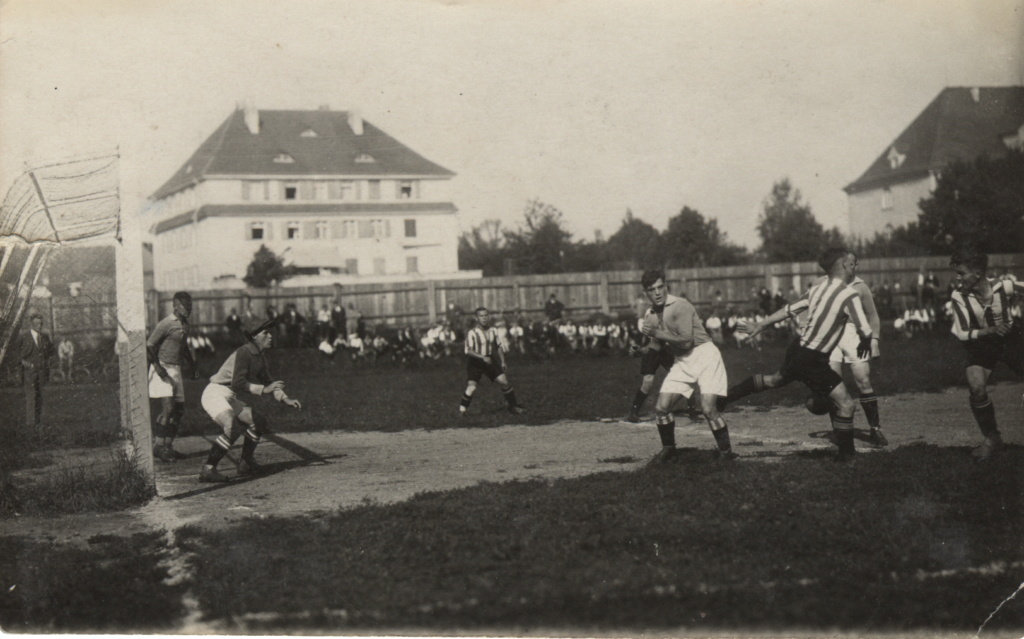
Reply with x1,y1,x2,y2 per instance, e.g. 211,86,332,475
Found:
2,332,1023,635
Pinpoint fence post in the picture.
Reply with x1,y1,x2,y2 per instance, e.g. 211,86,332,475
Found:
599,272,610,315
427,280,437,324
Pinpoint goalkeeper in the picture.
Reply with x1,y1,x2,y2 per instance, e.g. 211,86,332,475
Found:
197,318,301,483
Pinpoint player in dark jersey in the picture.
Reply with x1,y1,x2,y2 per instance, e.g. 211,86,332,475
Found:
626,335,676,423
724,248,873,461
948,247,1024,462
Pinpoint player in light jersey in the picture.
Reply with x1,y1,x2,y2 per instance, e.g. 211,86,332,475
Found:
459,307,525,416
639,270,734,463
147,291,198,462
826,254,887,447
948,248,1024,462
725,248,873,461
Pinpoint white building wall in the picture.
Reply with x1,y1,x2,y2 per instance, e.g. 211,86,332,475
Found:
847,177,933,239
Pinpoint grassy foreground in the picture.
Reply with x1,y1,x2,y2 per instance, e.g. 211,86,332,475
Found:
163,443,1024,634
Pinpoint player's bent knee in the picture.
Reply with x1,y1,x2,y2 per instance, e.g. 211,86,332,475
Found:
213,411,235,433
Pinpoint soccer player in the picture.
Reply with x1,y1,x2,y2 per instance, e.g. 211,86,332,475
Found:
948,247,1024,462
147,291,198,462
459,307,525,416
197,318,302,482
725,248,873,461
828,254,887,446
639,270,734,463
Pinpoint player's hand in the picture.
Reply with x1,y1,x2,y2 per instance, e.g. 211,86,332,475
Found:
264,380,285,395
157,369,171,383
482,356,492,365
870,340,881,360
641,316,658,337
993,323,1012,337
284,398,301,410
856,336,872,360
628,344,642,358
501,360,508,373
736,320,760,337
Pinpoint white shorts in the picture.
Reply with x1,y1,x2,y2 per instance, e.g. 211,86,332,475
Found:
149,364,184,401
660,341,728,398
201,382,247,430
829,323,869,364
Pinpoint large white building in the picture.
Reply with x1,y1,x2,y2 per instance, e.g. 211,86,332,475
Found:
147,104,465,290
844,86,1024,239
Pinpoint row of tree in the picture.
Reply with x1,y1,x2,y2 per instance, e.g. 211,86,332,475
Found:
460,150,1023,275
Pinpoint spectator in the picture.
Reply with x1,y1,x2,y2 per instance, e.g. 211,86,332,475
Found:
225,308,243,345
20,313,54,430
331,301,346,342
282,304,304,348
316,305,331,342
544,293,565,324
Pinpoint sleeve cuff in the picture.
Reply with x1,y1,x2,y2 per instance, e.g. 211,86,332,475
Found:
249,383,265,395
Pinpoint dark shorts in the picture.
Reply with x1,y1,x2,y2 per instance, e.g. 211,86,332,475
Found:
780,340,844,397
467,357,502,383
964,322,1024,374
641,348,676,376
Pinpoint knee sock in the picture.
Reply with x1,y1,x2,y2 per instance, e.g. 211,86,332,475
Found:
204,435,232,468
970,397,999,438
502,387,518,408
709,416,731,452
631,390,648,414
831,414,855,455
460,392,473,411
859,394,880,430
656,415,676,448
726,374,764,403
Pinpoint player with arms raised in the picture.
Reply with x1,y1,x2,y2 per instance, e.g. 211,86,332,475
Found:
725,248,873,461
948,247,1024,462
639,269,734,463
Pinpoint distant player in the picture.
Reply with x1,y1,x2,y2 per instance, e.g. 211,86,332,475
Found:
459,307,526,416
948,247,1024,462
827,254,887,446
197,318,302,482
725,248,873,461
639,270,734,463
147,291,198,462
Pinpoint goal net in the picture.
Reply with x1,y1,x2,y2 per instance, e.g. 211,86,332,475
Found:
0,153,155,500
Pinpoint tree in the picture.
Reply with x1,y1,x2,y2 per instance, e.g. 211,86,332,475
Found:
243,245,295,288
757,178,837,263
604,209,664,269
458,219,508,276
503,198,575,274
662,206,749,268
917,149,1024,254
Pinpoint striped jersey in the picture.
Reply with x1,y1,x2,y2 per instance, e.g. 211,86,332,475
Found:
950,278,1024,341
465,325,504,358
785,277,872,353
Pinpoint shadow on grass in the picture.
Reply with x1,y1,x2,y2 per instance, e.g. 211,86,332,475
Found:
163,455,347,501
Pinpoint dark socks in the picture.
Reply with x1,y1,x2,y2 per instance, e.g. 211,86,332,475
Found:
859,393,880,430
970,397,999,438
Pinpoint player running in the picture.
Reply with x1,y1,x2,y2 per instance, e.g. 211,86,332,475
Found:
197,318,302,483
147,291,198,462
725,248,873,461
639,270,734,463
459,306,526,416
948,247,1024,462
827,254,887,446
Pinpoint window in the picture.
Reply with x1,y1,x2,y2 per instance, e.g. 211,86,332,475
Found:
300,128,318,137
273,153,295,164
345,258,358,275
398,180,414,199
314,221,328,240
881,188,893,211
406,256,418,274
373,258,386,275
283,183,298,200
404,219,417,238
250,222,265,240
328,180,355,200
336,219,356,239
355,153,375,163
286,222,301,239
368,180,381,200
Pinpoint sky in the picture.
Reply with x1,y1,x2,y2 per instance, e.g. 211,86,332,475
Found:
1,0,1022,250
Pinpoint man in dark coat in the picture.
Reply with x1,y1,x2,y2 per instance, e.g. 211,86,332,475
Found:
20,313,54,429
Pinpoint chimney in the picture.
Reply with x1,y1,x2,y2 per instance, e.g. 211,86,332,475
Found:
243,100,259,134
347,110,363,136
970,87,981,103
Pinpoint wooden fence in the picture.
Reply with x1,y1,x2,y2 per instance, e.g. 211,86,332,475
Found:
150,253,1024,334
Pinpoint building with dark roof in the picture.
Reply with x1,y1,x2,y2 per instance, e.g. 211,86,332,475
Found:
844,86,1024,239
146,104,464,290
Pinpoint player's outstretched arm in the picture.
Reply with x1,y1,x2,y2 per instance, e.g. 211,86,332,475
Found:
742,306,792,337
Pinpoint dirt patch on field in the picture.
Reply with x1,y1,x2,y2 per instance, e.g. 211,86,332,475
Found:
2,384,1021,542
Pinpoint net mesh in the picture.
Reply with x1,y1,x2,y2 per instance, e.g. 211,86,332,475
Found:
0,154,152,506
